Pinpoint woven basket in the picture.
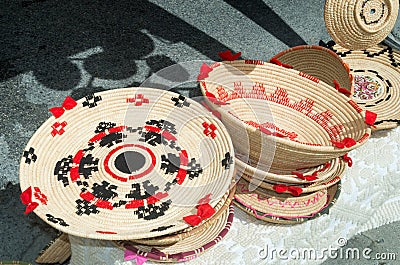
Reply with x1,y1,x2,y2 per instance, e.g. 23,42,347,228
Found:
324,0,399,50
234,178,341,224
19,87,235,240
271,45,353,96
120,204,234,263
236,155,342,184
240,160,345,194
199,60,371,173
324,41,400,131
36,233,71,264
130,185,235,246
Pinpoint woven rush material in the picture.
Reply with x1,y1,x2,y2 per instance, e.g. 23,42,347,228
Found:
324,41,400,131
130,184,235,246
324,0,399,50
240,158,345,194
19,87,235,240
120,204,234,263
271,45,353,95
234,178,341,224
236,155,342,184
35,233,71,264
199,60,371,173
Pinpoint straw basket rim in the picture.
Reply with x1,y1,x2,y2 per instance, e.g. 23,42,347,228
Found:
130,184,235,246
235,155,343,184
120,204,234,262
234,179,341,224
271,44,353,94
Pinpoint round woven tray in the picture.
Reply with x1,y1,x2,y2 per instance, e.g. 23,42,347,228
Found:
130,184,235,246
199,60,371,173
324,41,400,131
234,179,341,224
271,45,353,95
19,87,235,240
324,0,399,50
120,204,234,263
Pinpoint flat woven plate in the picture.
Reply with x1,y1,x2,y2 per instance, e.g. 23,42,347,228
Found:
324,0,399,50
120,204,234,263
325,42,400,130
234,179,341,224
19,87,235,240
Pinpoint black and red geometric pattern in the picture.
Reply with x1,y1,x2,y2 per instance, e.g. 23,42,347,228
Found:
53,119,205,220
23,147,37,164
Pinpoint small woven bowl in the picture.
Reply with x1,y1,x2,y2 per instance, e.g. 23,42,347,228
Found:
271,45,353,95
120,204,234,263
199,60,371,173
324,0,399,50
234,180,341,224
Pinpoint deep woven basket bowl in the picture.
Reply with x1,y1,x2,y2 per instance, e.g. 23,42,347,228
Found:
199,60,372,173
19,87,235,240
271,45,353,95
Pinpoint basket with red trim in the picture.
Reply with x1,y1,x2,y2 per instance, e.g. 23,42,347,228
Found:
19,87,236,240
199,59,374,173
271,45,353,96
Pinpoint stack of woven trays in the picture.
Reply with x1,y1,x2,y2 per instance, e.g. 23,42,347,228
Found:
20,87,237,263
199,48,376,224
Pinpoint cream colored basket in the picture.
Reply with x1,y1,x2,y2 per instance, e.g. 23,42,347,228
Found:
199,60,372,173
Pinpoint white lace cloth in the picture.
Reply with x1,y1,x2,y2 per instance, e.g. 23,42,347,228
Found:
68,127,400,265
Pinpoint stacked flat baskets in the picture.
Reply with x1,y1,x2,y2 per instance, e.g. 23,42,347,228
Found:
199,55,375,223
19,87,236,263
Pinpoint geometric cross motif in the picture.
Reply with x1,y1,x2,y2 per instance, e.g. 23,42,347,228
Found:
126,94,149,106
202,122,217,139
75,199,100,216
187,158,203,180
51,121,68,137
171,95,190,108
82,93,102,108
221,152,233,170
23,147,37,164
